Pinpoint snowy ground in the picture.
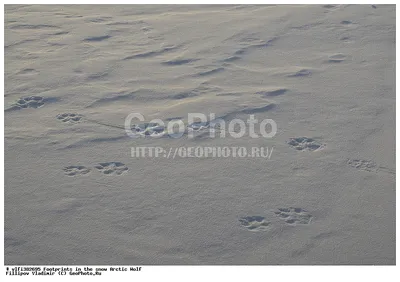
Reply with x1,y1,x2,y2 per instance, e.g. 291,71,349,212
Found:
4,4,395,264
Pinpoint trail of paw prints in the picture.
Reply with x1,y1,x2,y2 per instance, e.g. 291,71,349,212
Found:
187,120,223,139
95,162,128,175
56,113,82,124
188,121,211,132
63,166,91,177
347,159,376,172
288,137,325,151
239,216,270,232
131,120,222,138
273,207,312,225
347,159,395,175
132,122,166,137
14,96,45,109
188,121,216,137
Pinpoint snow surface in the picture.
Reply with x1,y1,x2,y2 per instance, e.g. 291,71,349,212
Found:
4,4,395,264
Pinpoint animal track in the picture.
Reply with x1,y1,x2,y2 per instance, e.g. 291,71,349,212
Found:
132,122,166,137
347,159,376,172
187,120,223,138
14,96,44,109
63,166,91,176
347,159,394,175
239,216,270,231
288,137,325,151
56,113,82,124
95,162,128,175
188,121,211,132
274,207,312,225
